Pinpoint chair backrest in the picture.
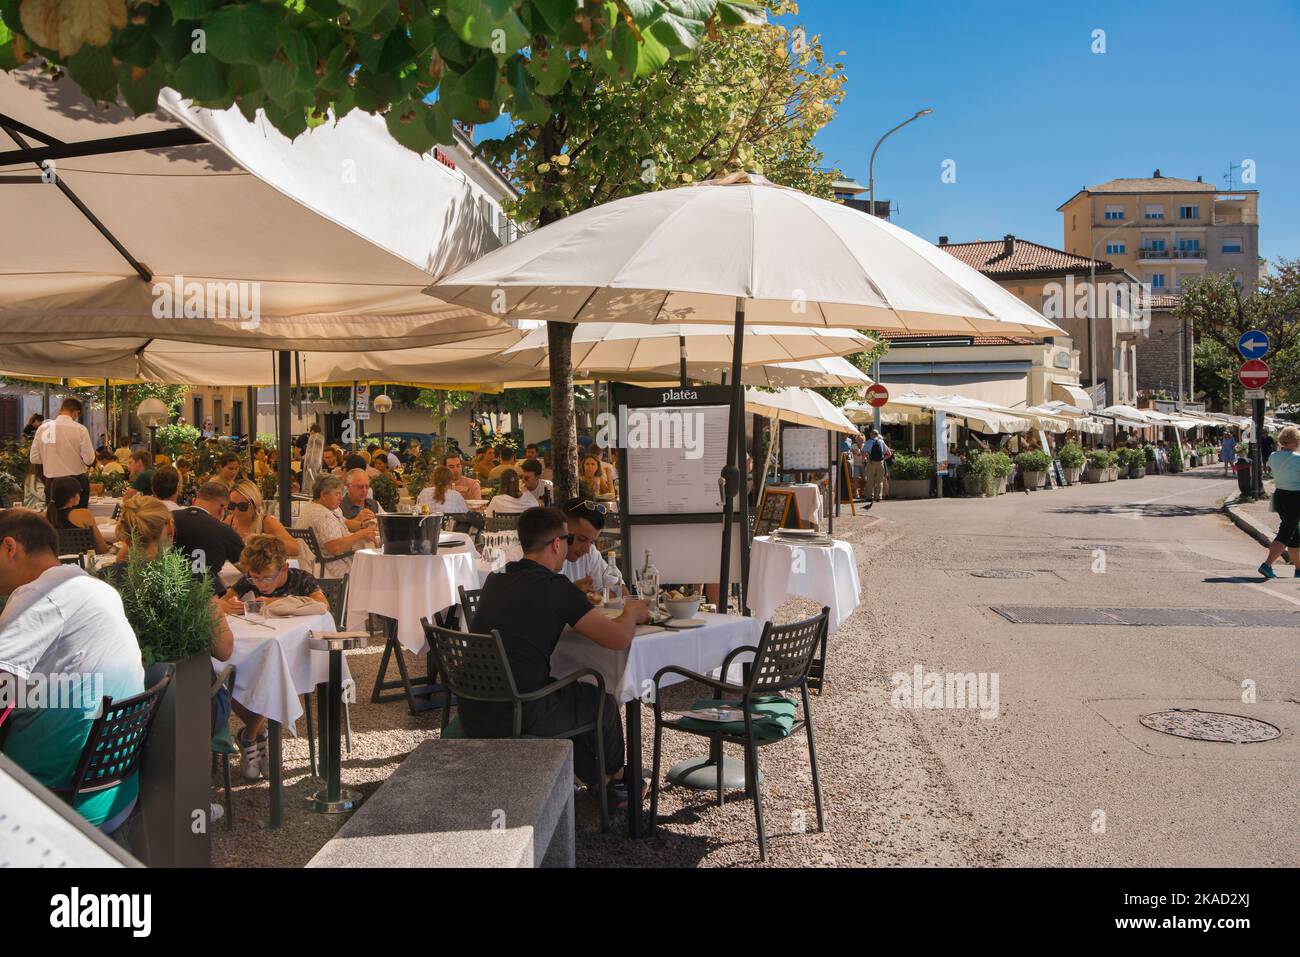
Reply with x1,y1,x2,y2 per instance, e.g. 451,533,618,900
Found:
443,511,486,538
421,618,520,704
744,606,830,696
57,525,95,557
61,667,173,800
485,514,520,532
317,574,348,627
111,503,122,520
457,585,482,629
288,526,325,575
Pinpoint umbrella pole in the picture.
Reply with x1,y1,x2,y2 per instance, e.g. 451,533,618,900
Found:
718,300,746,613
679,334,688,387
277,351,292,526
246,385,257,473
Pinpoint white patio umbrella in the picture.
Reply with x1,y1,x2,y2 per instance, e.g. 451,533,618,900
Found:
846,393,1033,435
430,171,1065,600
687,355,871,390
744,388,857,433
0,65,506,350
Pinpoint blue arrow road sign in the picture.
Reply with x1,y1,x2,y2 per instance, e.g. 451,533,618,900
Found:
1238,330,1270,359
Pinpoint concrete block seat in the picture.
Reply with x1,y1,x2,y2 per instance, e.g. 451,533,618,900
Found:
306,738,575,868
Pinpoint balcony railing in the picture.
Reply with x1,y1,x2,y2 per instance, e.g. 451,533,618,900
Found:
1137,248,1206,260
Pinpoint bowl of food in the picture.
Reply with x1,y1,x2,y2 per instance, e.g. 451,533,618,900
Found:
661,588,702,620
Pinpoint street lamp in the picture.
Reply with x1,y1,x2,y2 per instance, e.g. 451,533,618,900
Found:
136,398,168,457
373,394,393,451
868,108,933,428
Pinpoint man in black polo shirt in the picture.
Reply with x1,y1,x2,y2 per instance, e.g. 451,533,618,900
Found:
172,481,246,595
469,507,649,810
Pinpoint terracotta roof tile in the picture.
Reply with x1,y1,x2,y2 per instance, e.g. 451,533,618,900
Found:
1087,176,1217,193
937,237,1111,276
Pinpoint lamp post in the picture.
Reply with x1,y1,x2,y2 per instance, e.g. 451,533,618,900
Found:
136,397,168,457
868,108,933,429
373,393,393,452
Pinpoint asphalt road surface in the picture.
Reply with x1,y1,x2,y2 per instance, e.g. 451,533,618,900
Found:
846,465,1299,867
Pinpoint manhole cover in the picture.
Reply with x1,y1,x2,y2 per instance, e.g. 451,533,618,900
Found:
971,570,1036,579
1139,709,1281,743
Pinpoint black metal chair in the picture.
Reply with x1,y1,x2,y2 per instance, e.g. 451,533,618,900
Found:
55,667,173,820
649,606,829,861
316,575,348,627
56,525,95,558
443,511,486,540
421,618,611,833
111,502,122,520
457,585,482,630
210,664,237,831
288,526,355,580
485,514,521,532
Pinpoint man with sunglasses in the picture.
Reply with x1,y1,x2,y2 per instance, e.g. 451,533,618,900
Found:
172,481,247,596
468,507,650,812
560,497,623,598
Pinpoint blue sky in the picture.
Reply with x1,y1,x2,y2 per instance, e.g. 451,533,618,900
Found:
788,0,1300,266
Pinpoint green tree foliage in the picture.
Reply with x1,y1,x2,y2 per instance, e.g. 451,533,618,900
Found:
1,0,760,149
1178,262,1300,409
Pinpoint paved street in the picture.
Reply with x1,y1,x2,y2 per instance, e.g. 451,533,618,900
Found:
846,465,1299,867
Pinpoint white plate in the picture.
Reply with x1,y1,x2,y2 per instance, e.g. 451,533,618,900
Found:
665,618,706,629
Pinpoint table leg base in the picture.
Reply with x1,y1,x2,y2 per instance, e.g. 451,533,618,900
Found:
666,755,757,791
308,788,362,814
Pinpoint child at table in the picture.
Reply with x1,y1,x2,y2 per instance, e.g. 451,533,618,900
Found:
217,535,328,781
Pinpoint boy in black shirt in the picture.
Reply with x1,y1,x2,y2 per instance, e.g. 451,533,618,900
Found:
469,507,649,809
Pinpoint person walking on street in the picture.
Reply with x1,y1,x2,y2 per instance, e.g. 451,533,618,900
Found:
864,429,890,504
28,397,95,509
1259,426,1300,579
1220,433,1237,476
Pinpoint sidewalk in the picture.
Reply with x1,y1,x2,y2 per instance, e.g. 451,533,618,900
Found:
1222,479,1277,547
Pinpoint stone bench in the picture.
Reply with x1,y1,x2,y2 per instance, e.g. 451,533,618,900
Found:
306,738,575,868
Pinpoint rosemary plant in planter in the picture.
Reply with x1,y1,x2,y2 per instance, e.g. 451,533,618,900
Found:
1057,442,1086,485
887,454,935,498
1015,450,1052,489
107,546,219,867
1167,440,1184,474
1127,447,1147,479
1085,450,1110,483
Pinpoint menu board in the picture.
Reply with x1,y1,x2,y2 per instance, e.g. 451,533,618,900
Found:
780,425,829,472
626,404,733,515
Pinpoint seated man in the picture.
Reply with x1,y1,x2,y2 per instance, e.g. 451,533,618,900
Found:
468,507,649,810
172,481,247,595
212,451,242,488
444,454,481,501
560,498,622,598
488,444,520,482
520,458,554,507
122,449,155,499
339,469,379,529
294,475,379,579
151,464,185,511
0,510,145,833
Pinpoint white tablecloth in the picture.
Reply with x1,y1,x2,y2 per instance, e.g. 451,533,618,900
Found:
549,612,763,704
345,540,488,654
216,611,344,732
97,522,117,544
747,536,861,635
88,498,120,520
769,483,823,527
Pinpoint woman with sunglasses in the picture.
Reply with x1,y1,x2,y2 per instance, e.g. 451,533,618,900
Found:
223,478,301,558
217,535,326,780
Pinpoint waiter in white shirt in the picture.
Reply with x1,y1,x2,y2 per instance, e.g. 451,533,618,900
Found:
29,397,95,508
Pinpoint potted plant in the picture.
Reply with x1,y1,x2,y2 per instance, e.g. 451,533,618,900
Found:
887,454,935,498
1085,450,1109,483
968,452,1003,497
1128,448,1146,479
1167,440,1184,474
106,546,221,867
371,471,401,511
1115,447,1133,478
1015,450,1051,489
1058,441,1086,485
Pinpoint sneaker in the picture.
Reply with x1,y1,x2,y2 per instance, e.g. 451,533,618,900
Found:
256,732,270,777
238,731,261,781
1259,562,1278,580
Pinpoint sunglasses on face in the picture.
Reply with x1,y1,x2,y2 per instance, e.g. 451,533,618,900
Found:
549,534,576,548
229,501,252,512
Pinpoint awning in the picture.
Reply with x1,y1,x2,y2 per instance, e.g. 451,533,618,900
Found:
744,388,857,433
1051,382,1094,410
846,393,1032,435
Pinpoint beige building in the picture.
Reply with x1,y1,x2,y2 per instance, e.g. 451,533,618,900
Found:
934,235,1145,407
1059,171,1261,294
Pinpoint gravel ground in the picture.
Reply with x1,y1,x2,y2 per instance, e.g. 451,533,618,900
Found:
211,507,894,868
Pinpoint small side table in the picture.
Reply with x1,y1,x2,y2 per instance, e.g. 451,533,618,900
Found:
307,630,368,814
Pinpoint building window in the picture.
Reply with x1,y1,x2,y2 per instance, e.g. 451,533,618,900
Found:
1177,238,1201,256
1142,238,1166,252
1104,205,1124,220
1149,274,1166,289
1222,237,1243,253
1179,205,1199,219
1144,205,1165,220
1105,242,1126,255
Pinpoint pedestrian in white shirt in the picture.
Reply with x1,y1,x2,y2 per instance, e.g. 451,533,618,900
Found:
28,398,95,509
485,471,538,517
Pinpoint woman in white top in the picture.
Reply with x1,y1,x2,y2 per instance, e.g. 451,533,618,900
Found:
417,467,469,513
293,474,378,578
485,470,538,516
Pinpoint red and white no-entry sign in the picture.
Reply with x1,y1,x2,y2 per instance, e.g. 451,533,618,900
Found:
1239,360,1269,389
865,383,890,408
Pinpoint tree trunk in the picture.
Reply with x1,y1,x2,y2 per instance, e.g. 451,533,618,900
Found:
548,320,580,502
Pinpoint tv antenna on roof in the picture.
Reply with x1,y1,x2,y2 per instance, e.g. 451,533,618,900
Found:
1223,162,1241,190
